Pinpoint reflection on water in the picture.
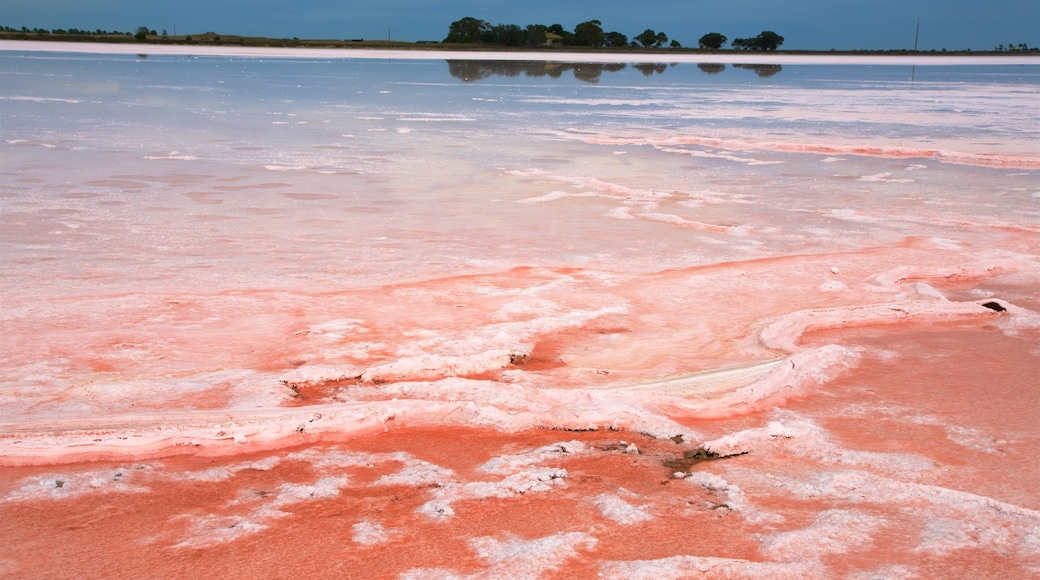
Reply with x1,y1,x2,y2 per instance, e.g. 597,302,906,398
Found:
447,59,781,82
733,63,783,78
633,62,674,77
447,60,627,83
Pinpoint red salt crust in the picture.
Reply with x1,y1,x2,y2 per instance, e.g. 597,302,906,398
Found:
2,321,1036,578
797,320,1040,509
0,430,756,579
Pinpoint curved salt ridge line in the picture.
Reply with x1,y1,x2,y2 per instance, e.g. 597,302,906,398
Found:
637,344,859,419
0,382,697,466
604,295,1029,413
552,131,1040,170
759,298,1012,353
604,359,785,397
506,169,670,200
701,138,1040,170
2,300,1014,464
0,295,1025,464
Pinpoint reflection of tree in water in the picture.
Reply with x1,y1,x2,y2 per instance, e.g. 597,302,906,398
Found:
446,60,780,82
733,63,782,78
447,60,626,83
697,63,726,74
633,63,669,76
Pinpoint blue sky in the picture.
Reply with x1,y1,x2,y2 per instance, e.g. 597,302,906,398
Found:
2,0,1037,50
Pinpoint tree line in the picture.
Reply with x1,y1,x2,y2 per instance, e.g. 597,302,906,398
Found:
1,25,141,37
443,17,784,51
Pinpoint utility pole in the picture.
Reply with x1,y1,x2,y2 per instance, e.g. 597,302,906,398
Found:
914,19,920,52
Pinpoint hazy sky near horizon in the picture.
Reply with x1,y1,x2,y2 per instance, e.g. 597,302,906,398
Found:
2,0,1037,51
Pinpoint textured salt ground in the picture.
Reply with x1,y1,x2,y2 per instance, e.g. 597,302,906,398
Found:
0,430,757,579
1,320,1036,579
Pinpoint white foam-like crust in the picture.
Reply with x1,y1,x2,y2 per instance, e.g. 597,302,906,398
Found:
1,252,1035,464
352,521,391,546
0,280,1023,464
847,565,917,580
758,509,881,562
682,470,779,524
163,473,352,548
759,299,1012,353
1,465,153,502
418,467,569,520
599,555,820,579
359,304,627,383
699,410,935,475
649,344,861,418
747,468,1040,560
3,41,1037,66
401,532,598,579
592,491,654,525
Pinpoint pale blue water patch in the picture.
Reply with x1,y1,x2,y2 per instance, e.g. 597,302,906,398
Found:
1,51,1038,297
3,53,1037,161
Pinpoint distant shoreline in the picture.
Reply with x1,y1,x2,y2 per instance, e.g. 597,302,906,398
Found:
2,40,1038,65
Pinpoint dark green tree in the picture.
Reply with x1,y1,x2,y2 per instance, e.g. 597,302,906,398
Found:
756,30,784,50
573,20,604,46
526,24,547,46
632,28,657,47
699,32,727,49
444,17,491,43
547,23,574,45
603,31,628,47
487,23,526,45
733,31,784,51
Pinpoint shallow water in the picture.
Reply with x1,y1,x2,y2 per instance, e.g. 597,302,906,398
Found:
1,46,1038,578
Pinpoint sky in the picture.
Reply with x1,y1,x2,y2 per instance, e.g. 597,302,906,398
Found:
2,0,1038,51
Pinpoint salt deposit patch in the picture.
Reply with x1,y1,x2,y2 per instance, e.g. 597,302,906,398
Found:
2,465,153,502
757,469,1040,560
700,411,935,475
401,532,597,579
758,509,881,562
478,440,587,474
599,555,818,579
418,467,568,520
352,520,392,545
592,491,654,525
374,458,458,487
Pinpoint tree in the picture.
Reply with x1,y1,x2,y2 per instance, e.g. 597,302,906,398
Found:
547,24,574,45
134,26,149,41
526,24,547,47
734,31,784,51
756,30,784,50
573,20,604,47
699,32,727,49
670,39,681,48
635,28,667,48
487,23,525,46
603,31,628,47
444,17,491,43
